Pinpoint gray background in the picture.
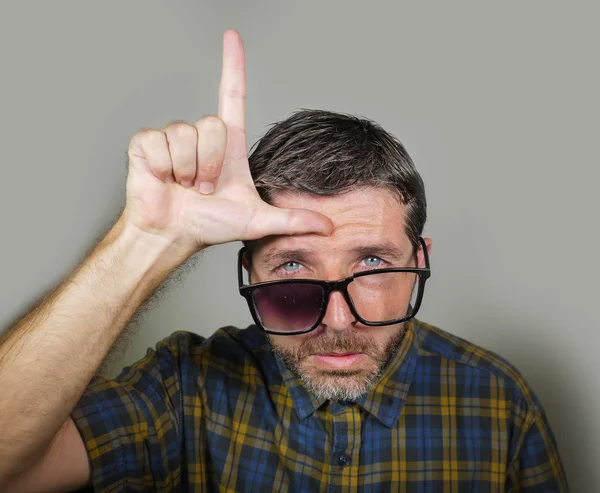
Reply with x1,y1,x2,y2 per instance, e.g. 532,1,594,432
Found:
1,1,598,490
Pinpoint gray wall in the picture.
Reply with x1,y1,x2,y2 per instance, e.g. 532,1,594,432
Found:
1,1,598,490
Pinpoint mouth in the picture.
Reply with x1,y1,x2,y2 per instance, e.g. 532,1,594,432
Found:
313,352,366,368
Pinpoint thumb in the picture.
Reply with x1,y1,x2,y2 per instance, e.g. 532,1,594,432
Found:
255,206,334,238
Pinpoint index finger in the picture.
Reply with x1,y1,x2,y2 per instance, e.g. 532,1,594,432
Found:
218,30,246,156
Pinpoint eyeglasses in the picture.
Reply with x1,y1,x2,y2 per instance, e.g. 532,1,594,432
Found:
238,237,431,335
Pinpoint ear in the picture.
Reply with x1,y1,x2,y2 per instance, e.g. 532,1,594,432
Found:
241,251,253,284
418,237,432,268
241,254,250,271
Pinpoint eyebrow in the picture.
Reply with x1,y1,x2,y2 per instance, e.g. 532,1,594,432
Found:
350,243,408,263
257,248,315,270
257,242,409,270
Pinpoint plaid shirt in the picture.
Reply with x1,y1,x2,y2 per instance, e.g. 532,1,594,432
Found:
72,318,568,492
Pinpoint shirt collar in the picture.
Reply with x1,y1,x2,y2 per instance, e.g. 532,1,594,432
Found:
274,320,420,428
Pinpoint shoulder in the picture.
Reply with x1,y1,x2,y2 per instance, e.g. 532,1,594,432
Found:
151,325,272,377
155,325,267,356
412,318,543,413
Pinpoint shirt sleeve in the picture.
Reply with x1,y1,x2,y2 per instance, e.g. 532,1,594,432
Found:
71,332,188,492
506,408,570,492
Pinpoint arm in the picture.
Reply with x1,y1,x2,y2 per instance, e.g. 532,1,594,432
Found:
0,217,190,486
3,416,92,493
0,29,331,492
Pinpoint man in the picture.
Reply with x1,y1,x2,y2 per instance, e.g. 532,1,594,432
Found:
0,30,568,492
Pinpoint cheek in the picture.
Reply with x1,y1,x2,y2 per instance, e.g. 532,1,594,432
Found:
366,328,389,344
364,325,402,349
347,272,416,322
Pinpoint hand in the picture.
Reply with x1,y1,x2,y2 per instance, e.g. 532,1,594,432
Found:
122,30,332,255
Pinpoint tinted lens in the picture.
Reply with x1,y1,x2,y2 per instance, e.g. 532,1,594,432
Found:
347,271,420,322
252,282,325,333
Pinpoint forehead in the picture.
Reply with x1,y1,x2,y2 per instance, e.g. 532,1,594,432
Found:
253,188,409,256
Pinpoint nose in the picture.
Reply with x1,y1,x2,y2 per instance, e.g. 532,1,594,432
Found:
321,290,356,331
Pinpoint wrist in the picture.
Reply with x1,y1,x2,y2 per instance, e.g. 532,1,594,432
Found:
102,215,198,273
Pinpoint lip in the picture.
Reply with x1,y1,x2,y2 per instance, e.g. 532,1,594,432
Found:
313,353,365,368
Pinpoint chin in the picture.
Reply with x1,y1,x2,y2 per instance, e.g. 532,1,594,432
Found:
299,365,379,402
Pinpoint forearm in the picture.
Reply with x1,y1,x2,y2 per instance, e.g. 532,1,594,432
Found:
0,216,192,479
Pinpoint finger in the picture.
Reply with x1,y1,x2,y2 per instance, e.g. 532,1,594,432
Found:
253,205,334,238
218,30,247,160
162,122,198,188
132,129,174,182
193,115,227,194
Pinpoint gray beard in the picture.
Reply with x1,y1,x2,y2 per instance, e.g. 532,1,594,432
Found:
270,325,406,402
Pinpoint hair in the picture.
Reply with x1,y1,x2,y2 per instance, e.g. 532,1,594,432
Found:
246,109,427,254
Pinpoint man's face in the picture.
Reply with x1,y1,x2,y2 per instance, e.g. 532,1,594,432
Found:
248,188,432,402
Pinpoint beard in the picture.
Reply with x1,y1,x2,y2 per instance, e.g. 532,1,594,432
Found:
269,324,407,402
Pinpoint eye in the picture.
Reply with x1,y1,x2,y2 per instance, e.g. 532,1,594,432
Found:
363,256,383,268
282,261,301,272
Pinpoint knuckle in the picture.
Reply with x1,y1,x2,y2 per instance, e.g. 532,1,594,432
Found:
196,115,225,131
200,159,221,173
129,128,152,147
154,163,173,176
178,177,196,187
174,169,196,181
174,156,196,170
130,126,150,140
226,88,246,102
166,122,196,141
166,119,187,126
198,160,224,180
140,128,167,147
141,132,171,172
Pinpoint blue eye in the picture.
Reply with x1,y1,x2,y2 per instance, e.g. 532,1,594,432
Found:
363,256,383,268
282,261,301,272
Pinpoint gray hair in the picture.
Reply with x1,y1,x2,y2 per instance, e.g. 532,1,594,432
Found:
247,109,427,252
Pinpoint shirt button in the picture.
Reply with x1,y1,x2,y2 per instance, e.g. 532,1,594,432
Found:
338,454,351,467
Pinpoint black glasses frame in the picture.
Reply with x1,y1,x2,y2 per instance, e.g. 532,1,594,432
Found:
238,237,432,336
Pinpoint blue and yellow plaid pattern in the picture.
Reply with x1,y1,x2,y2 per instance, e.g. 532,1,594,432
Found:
72,319,568,492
